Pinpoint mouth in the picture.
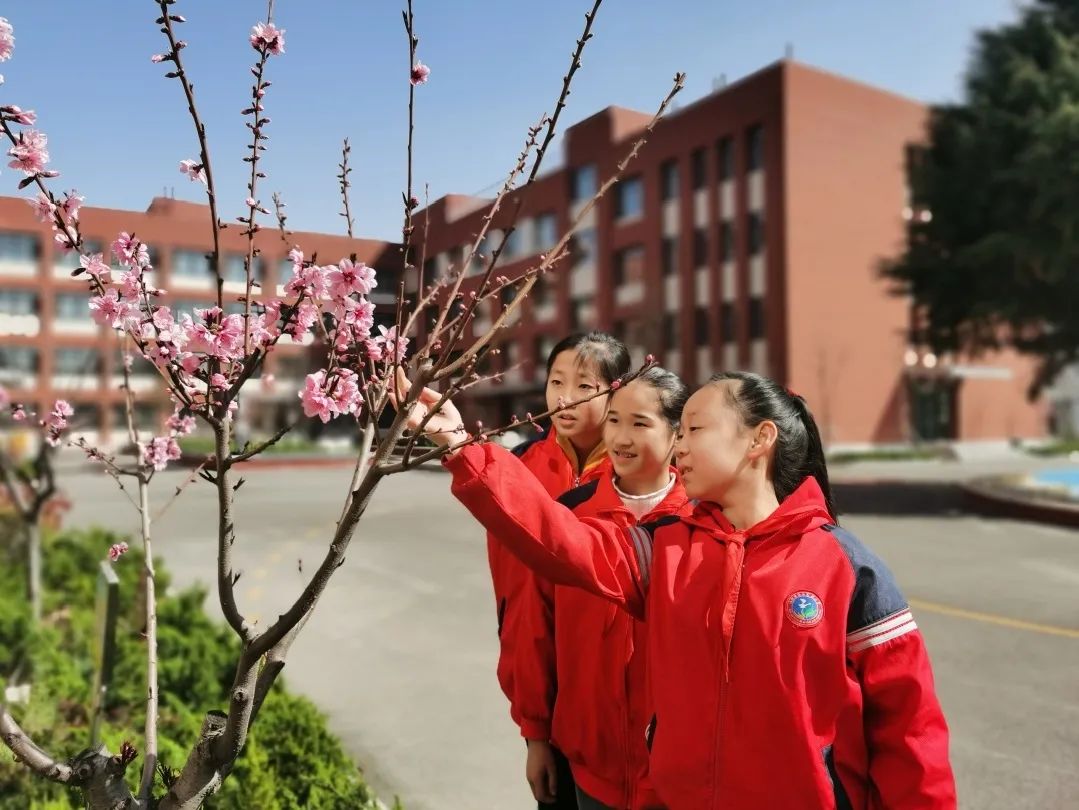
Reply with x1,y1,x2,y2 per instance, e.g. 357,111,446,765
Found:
555,413,577,425
611,450,637,461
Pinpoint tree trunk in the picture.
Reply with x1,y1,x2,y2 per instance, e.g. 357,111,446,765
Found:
27,520,42,624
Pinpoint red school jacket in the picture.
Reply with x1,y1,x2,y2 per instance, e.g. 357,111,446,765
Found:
514,470,691,809
487,427,608,725
450,443,957,810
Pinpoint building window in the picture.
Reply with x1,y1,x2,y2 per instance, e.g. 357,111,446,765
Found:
534,274,552,307
55,348,101,375
720,302,737,343
172,249,211,278
717,137,734,181
0,232,39,262
693,228,708,268
691,148,707,190
54,293,87,321
573,228,597,264
503,228,523,259
615,176,644,220
664,313,678,350
748,213,764,255
571,164,598,201
719,221,734,262
0,289,37,315
535,212,558,251
749,297,766,340
613,245,645,286
223,253,251,283
695,307,709,346
661,237,678,277
747,124,764,172
0,346,38,373
660,160,680,201
468,236,487,276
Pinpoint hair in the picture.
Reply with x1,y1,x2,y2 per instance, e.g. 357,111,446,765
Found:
630,366,689,431
708,371,837,520
546,331,631,386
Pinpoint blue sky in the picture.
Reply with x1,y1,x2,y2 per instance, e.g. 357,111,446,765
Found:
1,0,1019,242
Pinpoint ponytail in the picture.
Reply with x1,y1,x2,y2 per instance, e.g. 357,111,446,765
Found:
709,372,838,521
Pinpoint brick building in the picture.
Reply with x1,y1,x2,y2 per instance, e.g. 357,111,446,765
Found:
412,60,1046,447
0,195,401,442
0,60,1047,448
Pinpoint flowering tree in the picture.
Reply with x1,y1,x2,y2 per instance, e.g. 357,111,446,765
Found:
0,1,683,807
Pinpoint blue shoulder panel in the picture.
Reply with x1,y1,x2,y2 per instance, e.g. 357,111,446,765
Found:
821,523,908,634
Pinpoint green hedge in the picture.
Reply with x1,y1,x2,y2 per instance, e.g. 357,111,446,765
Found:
0,527,385,809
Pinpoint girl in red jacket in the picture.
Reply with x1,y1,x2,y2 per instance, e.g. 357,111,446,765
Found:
516,367,693,810
494,331,630,809
398,370,957,810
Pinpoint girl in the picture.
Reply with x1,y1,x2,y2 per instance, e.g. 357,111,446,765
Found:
490,331,630,808
515,367,692,810
400,371,957,810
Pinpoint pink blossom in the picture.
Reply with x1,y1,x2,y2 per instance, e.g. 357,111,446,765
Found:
179,159,206,185
410,61,431,87
142,436,182,472
284,262,328,299
58,190,83,221
7,129,49,175
167,409,196,437
12,404,26,422
26,192,54,222
373,324,409,363
326,258,376,299
43,399,74,446
112,232,150,268
181,307,246,360
108,542,130,562
246,311,278,346
150,53,168,63
0,18,13,62
210,373,229,390
283,300,319,339
54,230,75,253
299,370,335,423
364,339,383,363
3,106,36,125
250,22,285,56
79,253,111,282
89,290,137,329
260,373,276,392
287,247,303,267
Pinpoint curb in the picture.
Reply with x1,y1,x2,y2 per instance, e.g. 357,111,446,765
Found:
960,480,1079,530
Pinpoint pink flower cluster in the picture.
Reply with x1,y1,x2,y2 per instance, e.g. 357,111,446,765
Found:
0,17,13,63
108,542,129,563
7,129,49,175
142,436,181,472
42,399,74,447
300,369,362,423
250,22,285,56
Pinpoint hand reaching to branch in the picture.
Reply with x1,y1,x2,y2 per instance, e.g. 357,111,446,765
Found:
388,368,469,449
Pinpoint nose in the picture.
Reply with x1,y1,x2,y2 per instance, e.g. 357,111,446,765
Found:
674,434,688,459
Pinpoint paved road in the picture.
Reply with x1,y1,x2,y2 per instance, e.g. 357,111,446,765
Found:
64,457,1079,810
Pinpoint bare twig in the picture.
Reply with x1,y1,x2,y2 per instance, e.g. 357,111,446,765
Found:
155,2,225,308
241,0,277,358
338,138,355,238
225,420,297,468
272,192,292,245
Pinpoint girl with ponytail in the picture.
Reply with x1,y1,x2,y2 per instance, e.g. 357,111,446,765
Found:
395,370,956,810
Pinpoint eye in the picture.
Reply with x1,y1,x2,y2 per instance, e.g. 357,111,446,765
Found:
633,421,647,428
550,379,562,387
579,383,595,391
607,415,619,423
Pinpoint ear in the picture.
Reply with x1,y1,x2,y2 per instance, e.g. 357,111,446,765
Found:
747,420,778,461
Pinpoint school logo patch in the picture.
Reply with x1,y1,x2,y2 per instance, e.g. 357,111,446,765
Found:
786,591,824,628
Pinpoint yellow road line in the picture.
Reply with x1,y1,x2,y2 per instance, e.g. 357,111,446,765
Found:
910,598,1079,640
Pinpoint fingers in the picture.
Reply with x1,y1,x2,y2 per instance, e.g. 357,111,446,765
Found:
545,759,559,801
